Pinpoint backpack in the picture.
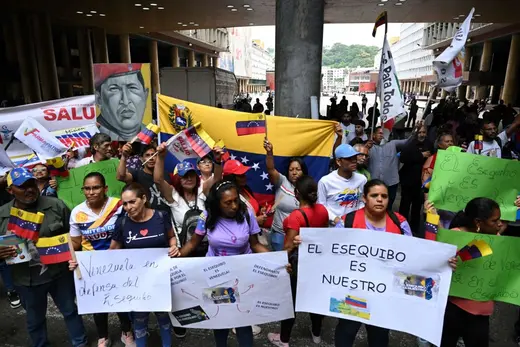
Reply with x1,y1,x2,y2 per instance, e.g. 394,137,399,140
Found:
288,209,310,278
343,210,405,235
176,200,207,257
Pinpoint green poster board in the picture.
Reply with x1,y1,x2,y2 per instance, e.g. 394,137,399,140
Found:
437,229,520,306
56,159,126,210
429,150,520,221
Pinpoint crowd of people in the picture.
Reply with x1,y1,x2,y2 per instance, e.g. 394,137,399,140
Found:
0,91,519,347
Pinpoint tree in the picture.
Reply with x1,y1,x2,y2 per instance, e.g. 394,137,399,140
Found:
322,43,379,68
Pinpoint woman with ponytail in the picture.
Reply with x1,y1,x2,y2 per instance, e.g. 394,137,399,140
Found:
426,198,503,347
267,175,328,347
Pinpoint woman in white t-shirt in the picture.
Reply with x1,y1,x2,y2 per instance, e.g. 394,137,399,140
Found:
154,143,223,246
68,172,134,347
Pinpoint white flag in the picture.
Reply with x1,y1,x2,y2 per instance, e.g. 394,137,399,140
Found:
0,146,15,175
433,8,475,91
379,36,406,139
14,118,68,160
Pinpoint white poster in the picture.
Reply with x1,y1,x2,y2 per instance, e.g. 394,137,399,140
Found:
296,228,456,347
0,95,96,165
14,118,69,160
433,8,474,91
169,252,294,329
74,249,172,314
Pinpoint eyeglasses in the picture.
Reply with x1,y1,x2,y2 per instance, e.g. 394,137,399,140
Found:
199,160,212,165
81,185,104,192
32,169,47,174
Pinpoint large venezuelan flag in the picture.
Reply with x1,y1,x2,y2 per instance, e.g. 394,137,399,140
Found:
157,94,335,206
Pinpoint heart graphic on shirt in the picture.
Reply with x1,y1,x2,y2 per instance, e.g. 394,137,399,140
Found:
140,229,149,236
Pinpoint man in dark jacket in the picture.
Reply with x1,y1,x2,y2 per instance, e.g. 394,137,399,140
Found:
398,126,434,235
0,168,87,347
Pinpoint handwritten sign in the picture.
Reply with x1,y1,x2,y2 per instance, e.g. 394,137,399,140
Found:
438,229,520,305
296,228,456,347
429,150,520,221
57,159,126,209
74,249,172,314
169,252,294,329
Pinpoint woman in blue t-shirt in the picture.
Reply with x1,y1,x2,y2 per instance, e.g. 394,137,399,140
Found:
172,180,270,347
110,183,178,347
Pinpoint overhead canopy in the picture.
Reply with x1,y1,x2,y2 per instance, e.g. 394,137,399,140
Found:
5,0,519,34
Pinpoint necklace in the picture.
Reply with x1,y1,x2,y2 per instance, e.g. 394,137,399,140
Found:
87,197,108,215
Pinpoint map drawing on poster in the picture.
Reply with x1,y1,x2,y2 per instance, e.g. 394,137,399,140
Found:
296,228,456,346
169,252,294,329
94,63,152,141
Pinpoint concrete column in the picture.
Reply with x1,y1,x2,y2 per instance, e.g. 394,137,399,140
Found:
92,28,109,63
466,85,472,100
171,46,179,67
490,85,501,104
32,13,60,101
203,54,209,67
77,28,94,94
119,34,131,63
60,32,73,97
149,40,160,96
502,34,520,105
188,50,195,67
213,56,219,68
441,89,448,99
275,0,324,117
11,14,41,103
475,41,493,100
2,20,21,100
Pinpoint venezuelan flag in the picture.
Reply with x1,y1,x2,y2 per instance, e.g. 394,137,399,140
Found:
457,239,493,262
235,114,266,136
345,295,367,309
46,156,69,177
372,11,387,37
36,233,71,264
137,123,161,145
157,95,335,206
424,212,440,241
8,207,45,241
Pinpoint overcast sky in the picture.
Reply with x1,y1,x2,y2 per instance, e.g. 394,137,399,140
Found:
251,23,402,49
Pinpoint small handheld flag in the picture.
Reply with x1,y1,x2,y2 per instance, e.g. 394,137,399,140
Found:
8,207,44,241
457,239,493,261
235,114,266,136
137,123,161,145
36,233,72,265
422,176,432,190
424,212,440,241
46,156,69,177
474,135,483,154
372,11,388,37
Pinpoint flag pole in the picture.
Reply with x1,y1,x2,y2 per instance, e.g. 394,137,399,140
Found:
371,29,387,139
67,233,82,280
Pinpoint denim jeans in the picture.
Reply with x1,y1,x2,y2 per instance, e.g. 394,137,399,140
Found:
270,231,285,251
15,273,87,347
214,326,253,347
335,319,389,347
0,261,14,291
132,312,172,347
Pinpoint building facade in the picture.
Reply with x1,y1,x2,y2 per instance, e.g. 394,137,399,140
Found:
348,68,379,93
249,39,274,93
391,23,435,96
321,67,347,93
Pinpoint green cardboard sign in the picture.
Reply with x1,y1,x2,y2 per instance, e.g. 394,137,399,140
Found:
56,159,125,210
429,150,520,221
437,229,520,305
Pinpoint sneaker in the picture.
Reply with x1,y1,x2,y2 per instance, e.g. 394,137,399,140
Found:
97,338,111,347
7,291,21,309
173,327,187,339
120,331,136,347
267,333,289,347
310,329,321,344
252,325,262,336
